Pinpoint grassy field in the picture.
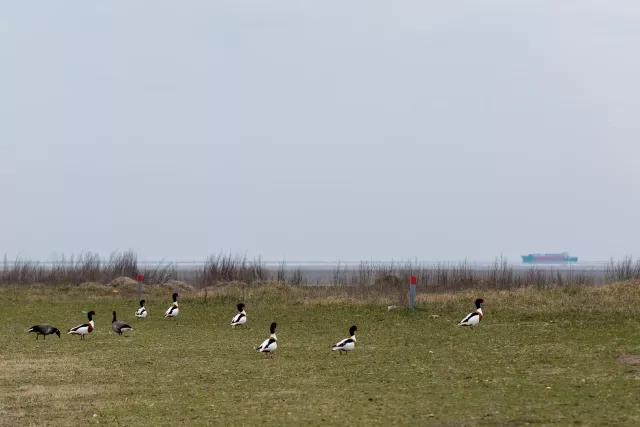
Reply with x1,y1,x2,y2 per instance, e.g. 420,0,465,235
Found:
1,282,640,426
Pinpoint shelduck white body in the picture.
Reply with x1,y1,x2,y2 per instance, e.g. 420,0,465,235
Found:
135,300,148,318
332,325,357,354
458,298,485,328
164,293,179,318
68,311,96,339
231,303,247,327
257,322,278,358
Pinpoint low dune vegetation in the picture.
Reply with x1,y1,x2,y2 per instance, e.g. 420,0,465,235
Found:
4,251,640,291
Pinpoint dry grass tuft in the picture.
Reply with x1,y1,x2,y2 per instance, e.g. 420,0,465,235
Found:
79,281,106,291
108,276,138,288
159,279,195,293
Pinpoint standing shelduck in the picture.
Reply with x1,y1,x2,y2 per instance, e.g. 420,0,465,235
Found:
256,322,278,358
332,325,358,355
67,310,96,340
112,311,133,335
26,324,61,340
164,293,179,318
135,300,148,318
231,303,247,328
458,298,485,329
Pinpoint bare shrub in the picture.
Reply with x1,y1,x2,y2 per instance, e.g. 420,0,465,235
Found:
289,268,305,285
605,256,640,282
0,250,140,285
104,250,138,280
195,253,270,287
276,261,286,282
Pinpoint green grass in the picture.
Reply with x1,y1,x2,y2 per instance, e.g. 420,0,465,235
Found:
1,283,640,426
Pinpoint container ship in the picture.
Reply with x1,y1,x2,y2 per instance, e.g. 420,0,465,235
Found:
521,252,578,264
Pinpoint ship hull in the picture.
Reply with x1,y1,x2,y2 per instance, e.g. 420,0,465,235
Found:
521,253,578,264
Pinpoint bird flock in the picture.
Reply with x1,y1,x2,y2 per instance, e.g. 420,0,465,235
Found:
27,292,486,356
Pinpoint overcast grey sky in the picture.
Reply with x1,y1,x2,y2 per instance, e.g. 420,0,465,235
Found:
2,1,639,263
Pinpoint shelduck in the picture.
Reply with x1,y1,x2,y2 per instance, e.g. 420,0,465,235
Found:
26,324,61,340
68,310,96,340
164,293,179,318
458,298,485,329
231,303,247,328
112,311,133,335
332,325,357,355
135,300,148,318
256,322,278,358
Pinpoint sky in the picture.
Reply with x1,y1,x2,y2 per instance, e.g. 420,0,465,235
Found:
2,1,640,263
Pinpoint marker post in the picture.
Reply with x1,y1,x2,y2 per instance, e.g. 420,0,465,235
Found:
137,274,143,298
409,275,417,310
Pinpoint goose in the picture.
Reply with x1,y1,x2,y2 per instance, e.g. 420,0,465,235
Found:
458,298,485,329
256,322,278,358
231,303,247,328
112,311,133,335
164,293,179,318
68,311,96,340
26,324,61,340
135,300,148,318
332,325,357,355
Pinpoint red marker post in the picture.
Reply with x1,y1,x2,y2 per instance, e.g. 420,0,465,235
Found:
409,275,417,310
137,274,144,298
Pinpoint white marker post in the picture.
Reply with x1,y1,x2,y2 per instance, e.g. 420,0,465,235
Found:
137,274,143,298
409,275,417,310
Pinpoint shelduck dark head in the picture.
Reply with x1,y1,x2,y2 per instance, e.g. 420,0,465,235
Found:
172,293,179,302
269,322,277,334
349,325,358,336
139,300,145,307
87,310,96,320
475,298,485,308
237,303,246,312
